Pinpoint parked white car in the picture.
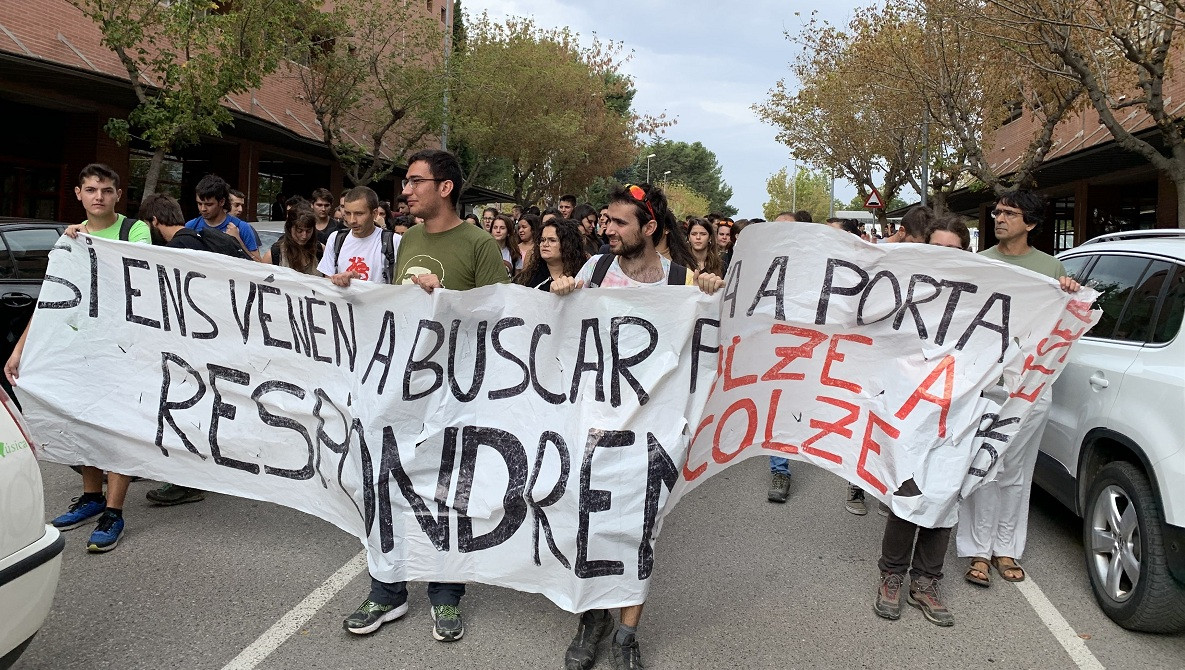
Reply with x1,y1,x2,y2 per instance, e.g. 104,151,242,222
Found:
1036,229,1185,633
0,387,62,668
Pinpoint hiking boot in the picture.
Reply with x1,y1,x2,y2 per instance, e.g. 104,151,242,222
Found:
878,501,891,517
873,571,905,620
845,485,867,515
908,577,955,627
51,495,106,530
431,604,464,642
343,599,408,635
146,483,206,506
610,633,644,670
564,609,612,670
86,511,124,552
767,473,791,503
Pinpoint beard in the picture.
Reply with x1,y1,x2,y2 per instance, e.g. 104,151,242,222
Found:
614,233,646,260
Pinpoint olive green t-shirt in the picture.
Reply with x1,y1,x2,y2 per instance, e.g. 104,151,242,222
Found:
979,245,1066,280
393,221,510,290
85,213,152,244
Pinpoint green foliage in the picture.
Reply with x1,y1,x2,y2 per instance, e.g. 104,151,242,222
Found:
640,141,735,216
72,0,301,196
297,0,450,186
763,167,842,220
663,182,711,220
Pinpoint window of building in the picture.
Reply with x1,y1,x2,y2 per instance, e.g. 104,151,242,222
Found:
441,7,446,22
257,172,283,221
426,0,433,12
127,150,184,219
1050,195,1075,253
0,164,61,220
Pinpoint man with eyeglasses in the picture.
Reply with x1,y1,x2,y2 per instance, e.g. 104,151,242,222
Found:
342,149,507,642
551,183,723,670
956,190,1079,590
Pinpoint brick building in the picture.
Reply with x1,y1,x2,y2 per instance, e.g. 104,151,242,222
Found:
948,68,1185,253
0,0,499,223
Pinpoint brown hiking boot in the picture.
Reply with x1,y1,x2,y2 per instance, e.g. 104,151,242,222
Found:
908,577,955,627
873,571,905,620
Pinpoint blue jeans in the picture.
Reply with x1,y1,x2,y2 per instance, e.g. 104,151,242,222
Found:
369,578,465,607
770,457,791,475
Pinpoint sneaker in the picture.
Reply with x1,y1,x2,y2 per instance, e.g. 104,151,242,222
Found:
873,572,905,620
565,609,613,670
845,485,867,515
610,633,644,670
908,577,955,627
767,473,791,503
146,483,206,506
343,599,408,635
431,604,464,642
877,501,891,517
51,495,106,530
86,511,124,552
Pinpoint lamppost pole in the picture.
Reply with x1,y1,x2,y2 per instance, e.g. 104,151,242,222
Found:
663,170,671,188
645,153,656,183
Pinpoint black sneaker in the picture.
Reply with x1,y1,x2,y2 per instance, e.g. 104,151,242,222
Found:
845,485,868,515
611,633,644,670
767,473,791,503
431,604,464,642
343,599,408,635
564,609,612,670
873,571,904,620
146,483,206,506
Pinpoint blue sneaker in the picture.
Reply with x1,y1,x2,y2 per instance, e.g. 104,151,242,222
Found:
86,511,125,552
51,496,106,530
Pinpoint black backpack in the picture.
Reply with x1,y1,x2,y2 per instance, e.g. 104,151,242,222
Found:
117,215,136,241
175,226,253,260
586,253,688,287
332,229,397,284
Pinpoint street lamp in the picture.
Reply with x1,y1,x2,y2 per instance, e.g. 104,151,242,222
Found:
645,153,656,182
663,170,671,188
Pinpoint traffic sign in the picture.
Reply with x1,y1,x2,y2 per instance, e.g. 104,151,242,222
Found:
864,187,884,209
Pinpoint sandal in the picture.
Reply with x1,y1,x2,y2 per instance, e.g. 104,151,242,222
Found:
991,556,1026,582
965,558,990,587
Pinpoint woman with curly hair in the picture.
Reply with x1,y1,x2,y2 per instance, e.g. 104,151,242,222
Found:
516,219,588,291
687,217,724,277
264,208,323,275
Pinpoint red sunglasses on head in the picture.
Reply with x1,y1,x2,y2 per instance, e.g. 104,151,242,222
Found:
624,184,657,222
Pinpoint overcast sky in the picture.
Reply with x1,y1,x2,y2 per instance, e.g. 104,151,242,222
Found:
464,0,871,216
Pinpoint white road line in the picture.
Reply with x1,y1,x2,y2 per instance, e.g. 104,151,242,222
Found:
221,550,368,670
1014,577,1106,670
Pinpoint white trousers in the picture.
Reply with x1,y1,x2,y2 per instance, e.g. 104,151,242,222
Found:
956,392,1051,560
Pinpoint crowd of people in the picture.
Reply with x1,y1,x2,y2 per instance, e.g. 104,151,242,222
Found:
3,149,1080,670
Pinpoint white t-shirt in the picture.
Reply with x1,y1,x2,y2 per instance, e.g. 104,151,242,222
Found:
574,254,692,288
318,228,398,284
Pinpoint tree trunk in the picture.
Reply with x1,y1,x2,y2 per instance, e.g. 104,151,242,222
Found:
141,148,166,203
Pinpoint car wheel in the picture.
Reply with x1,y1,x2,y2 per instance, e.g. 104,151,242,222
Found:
1083,461,1185,633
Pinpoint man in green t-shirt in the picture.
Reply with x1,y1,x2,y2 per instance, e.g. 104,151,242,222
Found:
343,149,507,642
958,190,1079,589
5,163,148,553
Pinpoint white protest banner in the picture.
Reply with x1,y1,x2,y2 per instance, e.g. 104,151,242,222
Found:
671,223,1099,529
17,224,1095,611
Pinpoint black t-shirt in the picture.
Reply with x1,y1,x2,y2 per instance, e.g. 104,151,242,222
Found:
316,219,346,244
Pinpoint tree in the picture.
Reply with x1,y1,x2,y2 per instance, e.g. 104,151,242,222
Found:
72,0,299,200
663,182,711,220
296,0,450,187
763,167,842,220
984,0,1185,224
450,14,669,206
629,141,736,216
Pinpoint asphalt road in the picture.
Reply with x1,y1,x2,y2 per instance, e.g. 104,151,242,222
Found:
14,458,1185,669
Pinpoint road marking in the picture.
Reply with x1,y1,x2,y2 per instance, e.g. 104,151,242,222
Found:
221,550,368,670
1014,577,1105,670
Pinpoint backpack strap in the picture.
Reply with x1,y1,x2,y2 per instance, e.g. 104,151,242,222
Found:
381,229,395,284
118,214,133,242
667,262,688,286
270,241,282,266
331,230,348,273
587,253,615,288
